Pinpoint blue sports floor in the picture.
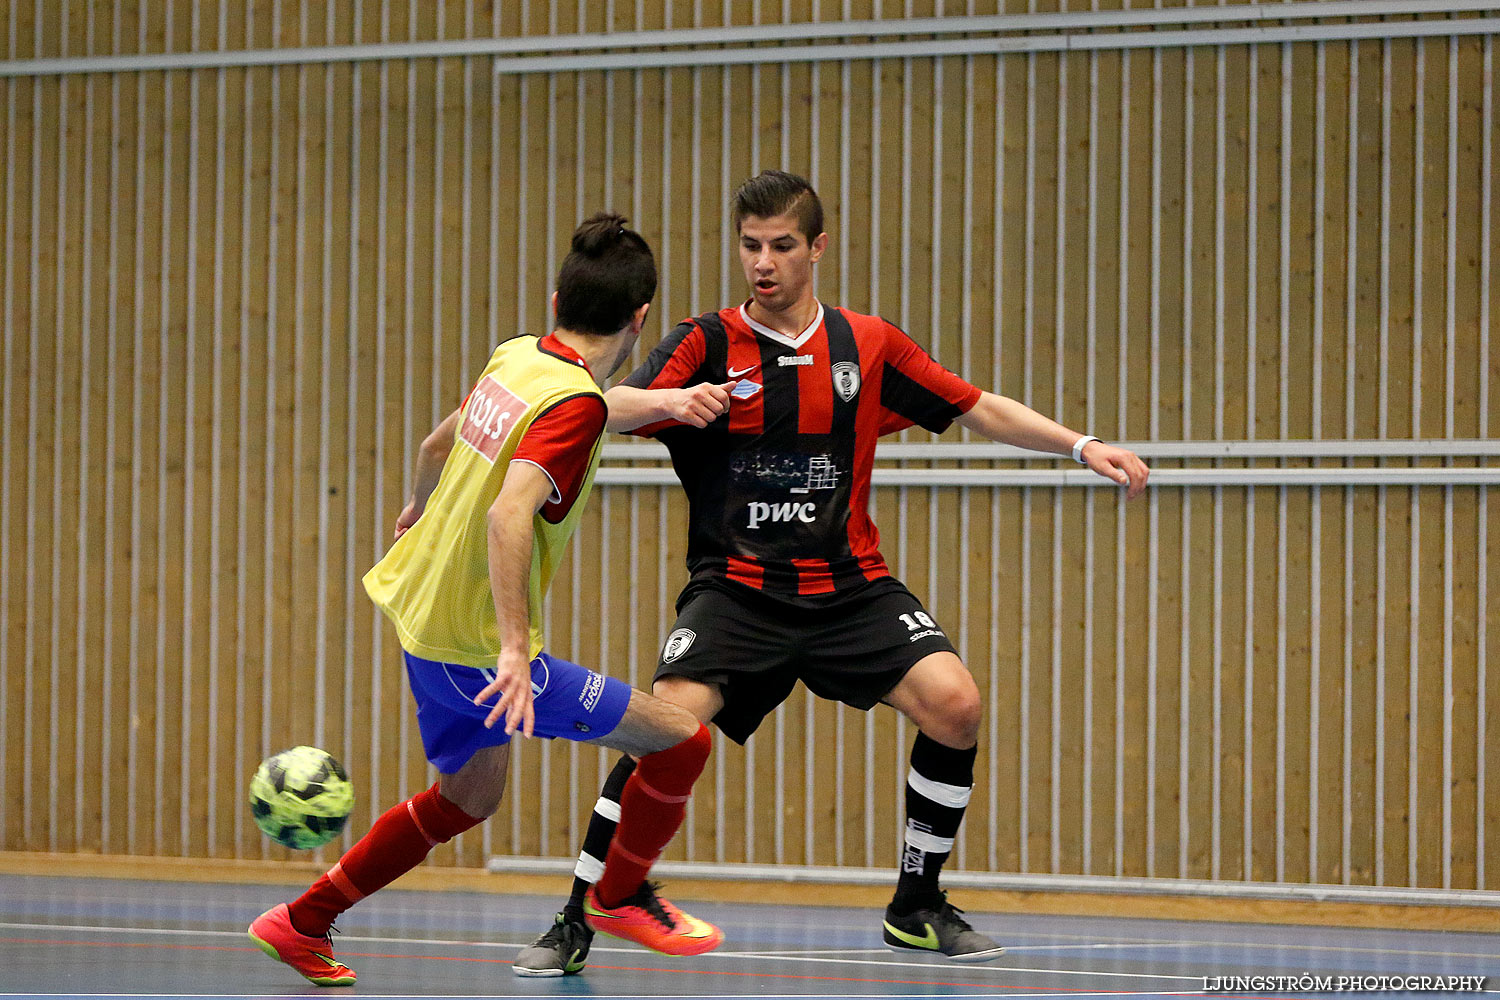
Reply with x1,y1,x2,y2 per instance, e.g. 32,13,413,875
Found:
0,873,1494,999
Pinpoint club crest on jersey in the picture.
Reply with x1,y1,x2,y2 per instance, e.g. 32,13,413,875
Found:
831,362,861,402
731,378,762,400
662,628,697,663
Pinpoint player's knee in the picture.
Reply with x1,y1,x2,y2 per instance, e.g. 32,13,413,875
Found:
924,683,981,749
438,782,503,820
462,794,502,821
437,747,510,820
639,694,704,751
954,700,982,748
665,701,704,745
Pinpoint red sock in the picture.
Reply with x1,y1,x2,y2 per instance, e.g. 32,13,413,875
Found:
595,724,711,908
288,783,482,937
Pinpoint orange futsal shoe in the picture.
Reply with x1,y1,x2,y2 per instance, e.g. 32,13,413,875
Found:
583,882,723,956
247,903,357,987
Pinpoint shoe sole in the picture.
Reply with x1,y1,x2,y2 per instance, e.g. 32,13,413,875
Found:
511,965,568,978
883,942,1006,963
247,928,357,987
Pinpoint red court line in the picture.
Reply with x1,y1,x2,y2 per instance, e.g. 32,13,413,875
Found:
0,935,1216,996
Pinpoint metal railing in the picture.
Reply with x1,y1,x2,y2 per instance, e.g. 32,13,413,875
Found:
1,2,1496,76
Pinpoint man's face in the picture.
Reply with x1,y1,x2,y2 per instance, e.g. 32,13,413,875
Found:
737,211,825,314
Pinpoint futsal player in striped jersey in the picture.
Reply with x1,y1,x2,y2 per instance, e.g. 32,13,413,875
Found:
515,171,1150,975
248,215,722,988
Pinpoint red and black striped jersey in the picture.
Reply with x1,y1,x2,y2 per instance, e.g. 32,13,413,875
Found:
621,301,981,605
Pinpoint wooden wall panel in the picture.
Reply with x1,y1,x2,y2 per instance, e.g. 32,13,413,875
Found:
1,2,1495,893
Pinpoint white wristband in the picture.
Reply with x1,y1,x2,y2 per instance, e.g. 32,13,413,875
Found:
1071,435,1101,465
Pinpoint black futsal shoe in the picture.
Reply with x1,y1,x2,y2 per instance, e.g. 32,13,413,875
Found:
882,892,1006,962
512,910,594,977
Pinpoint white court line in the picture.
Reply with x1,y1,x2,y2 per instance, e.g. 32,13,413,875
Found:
735,953,888,959
0,923,248,939
1002,944,1196,953
0,922,1222,964
16,888,1493,959
986,936,1500,962
702,921,1500,961
7,882,1495,956
1,918,1495,961
0,921,1197,981
0,921,648,959
710,952,1200,982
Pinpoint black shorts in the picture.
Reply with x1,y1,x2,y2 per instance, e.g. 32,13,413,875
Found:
652,577,958,744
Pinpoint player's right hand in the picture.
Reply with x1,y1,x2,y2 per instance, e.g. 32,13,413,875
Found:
663,380,737,428
475,648,535,737
1080,441,1152,501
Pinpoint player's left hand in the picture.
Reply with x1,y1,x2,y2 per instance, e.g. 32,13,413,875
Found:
475,648,536,737
1081,441,1150,500
393,499,424,540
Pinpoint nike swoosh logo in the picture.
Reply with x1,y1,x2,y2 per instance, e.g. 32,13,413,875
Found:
583,900,621,920
884,920,940,950
313,952,342,969
680,915,715,938
727,364,759,378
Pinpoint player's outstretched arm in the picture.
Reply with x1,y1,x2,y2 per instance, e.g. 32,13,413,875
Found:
394,407,462,539
603,382,736,432
955,391,1150,500
474,460,555,737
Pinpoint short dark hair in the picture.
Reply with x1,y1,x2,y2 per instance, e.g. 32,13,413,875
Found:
731,170,824,245
554,212,657,336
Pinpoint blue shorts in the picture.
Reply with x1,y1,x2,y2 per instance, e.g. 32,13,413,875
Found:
403,650,632,773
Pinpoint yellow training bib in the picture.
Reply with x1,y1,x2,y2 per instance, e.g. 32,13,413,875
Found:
363,337,603,666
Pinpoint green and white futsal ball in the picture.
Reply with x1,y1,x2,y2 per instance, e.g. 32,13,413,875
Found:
249,746,355,850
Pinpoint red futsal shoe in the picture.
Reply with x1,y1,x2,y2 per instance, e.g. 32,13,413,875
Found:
247,903,357,987
583,882,723,956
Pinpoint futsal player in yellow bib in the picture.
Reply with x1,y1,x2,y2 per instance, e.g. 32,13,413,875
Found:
248,214,722,987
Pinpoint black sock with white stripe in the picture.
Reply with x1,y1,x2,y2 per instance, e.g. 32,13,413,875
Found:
563,755,638,923
891,732,977,915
